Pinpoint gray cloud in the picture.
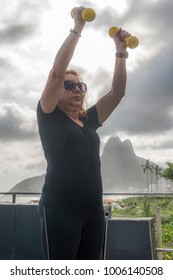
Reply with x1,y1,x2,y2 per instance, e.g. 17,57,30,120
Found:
0,103,37,141
0,24,36,44
0,0,51,45
84,0,173,48
0,57,13,68
89,50,173,138
116,56,173,135
145,139,173,150
123,0,173,28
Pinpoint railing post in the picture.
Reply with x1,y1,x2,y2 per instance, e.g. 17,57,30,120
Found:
12,194,16,204
156,206,163,260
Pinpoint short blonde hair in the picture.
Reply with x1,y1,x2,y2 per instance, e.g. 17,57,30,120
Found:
66,69,87,117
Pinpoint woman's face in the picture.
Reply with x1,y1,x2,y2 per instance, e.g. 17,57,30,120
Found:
59,74,86,109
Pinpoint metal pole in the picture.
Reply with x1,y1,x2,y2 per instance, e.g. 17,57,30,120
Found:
12,194,16,204
156,206,163,260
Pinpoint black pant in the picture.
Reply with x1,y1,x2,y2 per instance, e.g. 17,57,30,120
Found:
38,204,105,260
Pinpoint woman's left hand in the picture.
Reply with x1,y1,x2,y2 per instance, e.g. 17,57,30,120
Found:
113,28,131,52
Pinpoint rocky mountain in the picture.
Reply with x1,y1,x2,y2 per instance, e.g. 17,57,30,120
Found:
101,136,146,193
5,136,159,195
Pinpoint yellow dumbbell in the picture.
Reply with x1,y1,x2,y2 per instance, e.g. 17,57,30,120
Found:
71,7,96,22
108,26,139,49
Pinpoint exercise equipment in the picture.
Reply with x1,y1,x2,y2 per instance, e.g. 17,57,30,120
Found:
71,7,96,22
108,26,139,49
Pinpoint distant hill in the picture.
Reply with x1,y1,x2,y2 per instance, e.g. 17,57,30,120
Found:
8,174,45,193
6,136,161,195
0,175,45,203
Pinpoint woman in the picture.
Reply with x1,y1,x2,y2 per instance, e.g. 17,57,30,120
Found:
37,6,129,260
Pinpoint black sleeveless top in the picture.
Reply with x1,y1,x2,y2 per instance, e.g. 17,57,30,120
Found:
37,102,103,210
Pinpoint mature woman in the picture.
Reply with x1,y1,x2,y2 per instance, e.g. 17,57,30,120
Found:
37,6,129,260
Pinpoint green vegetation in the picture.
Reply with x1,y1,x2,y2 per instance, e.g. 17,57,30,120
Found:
141,159,163,191
111,195,173,260
162,162,173,182
141,159,153,191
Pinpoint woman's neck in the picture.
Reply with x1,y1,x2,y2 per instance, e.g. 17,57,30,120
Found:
58,102,80,120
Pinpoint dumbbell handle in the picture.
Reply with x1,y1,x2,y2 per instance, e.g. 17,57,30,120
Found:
108,26,139,49
71,7,96,22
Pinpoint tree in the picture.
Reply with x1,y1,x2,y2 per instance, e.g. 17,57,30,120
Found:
141,159,153,191
161,162,173,182
152,164,163,191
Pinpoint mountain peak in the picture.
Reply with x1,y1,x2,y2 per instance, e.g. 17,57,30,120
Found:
101,136,146,192
102,136,121,156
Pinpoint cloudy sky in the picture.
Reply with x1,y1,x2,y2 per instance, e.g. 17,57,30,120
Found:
0,0,172,191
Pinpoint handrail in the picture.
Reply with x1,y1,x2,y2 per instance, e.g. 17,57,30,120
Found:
0,192,41,204
103,192,173,195
0,192,173,204
0,192,41,194
156,248,173,252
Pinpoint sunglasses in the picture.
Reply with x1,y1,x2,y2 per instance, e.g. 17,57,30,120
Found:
64,80,87,93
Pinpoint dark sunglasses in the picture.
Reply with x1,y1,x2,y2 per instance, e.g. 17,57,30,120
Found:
64,80,87,93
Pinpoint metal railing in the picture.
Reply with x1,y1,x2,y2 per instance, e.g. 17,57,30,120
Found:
0,192,41,203
1,191,173,204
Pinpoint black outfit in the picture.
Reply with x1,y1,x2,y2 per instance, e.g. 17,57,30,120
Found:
37,102,105,260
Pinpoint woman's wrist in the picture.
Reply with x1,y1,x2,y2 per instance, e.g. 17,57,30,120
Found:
116,51,128,59
70,29,81,37
70,24,84,37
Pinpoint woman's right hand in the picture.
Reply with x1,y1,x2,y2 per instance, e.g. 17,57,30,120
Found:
72,6,86,30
